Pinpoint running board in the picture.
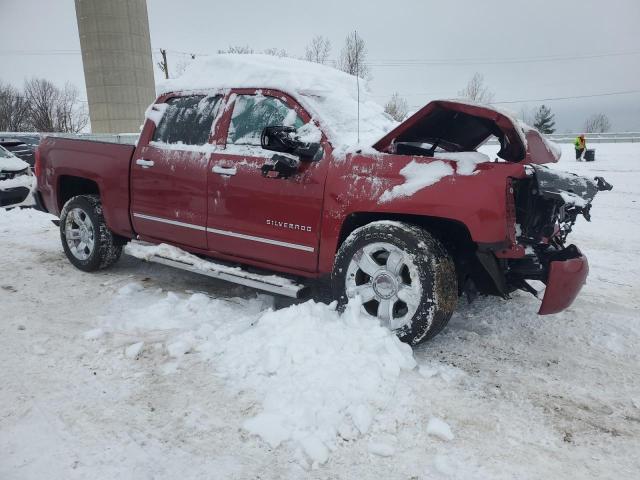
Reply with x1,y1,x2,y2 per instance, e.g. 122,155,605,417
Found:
124,241,308,298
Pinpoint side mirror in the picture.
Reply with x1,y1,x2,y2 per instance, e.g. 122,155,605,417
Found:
261,126,322,161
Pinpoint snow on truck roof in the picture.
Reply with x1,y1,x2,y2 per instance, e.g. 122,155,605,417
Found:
157,54,398,151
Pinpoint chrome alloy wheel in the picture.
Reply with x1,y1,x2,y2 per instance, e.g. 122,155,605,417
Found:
64,207,95,261
345,242,422,330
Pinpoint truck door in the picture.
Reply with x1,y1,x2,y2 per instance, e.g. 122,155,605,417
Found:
130,95,222,249
206,91,328,272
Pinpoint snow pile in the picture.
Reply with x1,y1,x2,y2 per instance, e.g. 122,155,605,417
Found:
99,285,416,466
379,160,453,202
158,54,397,151
218,299,416,464
426,417,455,441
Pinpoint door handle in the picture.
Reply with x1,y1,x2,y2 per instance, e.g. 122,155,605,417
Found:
212,165,237,176
136,159,155,168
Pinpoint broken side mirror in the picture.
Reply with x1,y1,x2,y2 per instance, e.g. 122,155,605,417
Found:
261,125,322,161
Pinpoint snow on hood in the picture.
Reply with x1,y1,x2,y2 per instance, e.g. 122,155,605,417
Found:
0,146,29,172
157,54,397,151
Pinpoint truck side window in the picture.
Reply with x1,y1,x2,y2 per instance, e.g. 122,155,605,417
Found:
227,95,304,146
152,95,221,145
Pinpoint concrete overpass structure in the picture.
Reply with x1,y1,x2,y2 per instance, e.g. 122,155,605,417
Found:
75,0,156,133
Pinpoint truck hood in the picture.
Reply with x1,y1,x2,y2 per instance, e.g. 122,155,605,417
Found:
373,100,561,164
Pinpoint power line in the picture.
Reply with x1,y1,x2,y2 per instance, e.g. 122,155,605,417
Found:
408,89,640,108
366,50,640,67
2,48,640,66
492,89,640,105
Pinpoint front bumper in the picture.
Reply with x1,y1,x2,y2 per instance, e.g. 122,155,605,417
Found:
0,186,31,207
538,246,589,314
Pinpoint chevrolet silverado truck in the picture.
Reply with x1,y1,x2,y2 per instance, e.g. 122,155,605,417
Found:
35,73,611,345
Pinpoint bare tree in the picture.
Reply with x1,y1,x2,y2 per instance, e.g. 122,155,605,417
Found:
24,78,58,132
583,113,611,133
263,48,288,57
0,81,31,131
23,78,87,133
54,83,88,133
337,33,370,79
384,92,409,122
458,72,494,104
218,45,254,54
304,35,331,64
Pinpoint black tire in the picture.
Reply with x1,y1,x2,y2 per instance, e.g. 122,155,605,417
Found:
332,221,457,345
59,195,122,272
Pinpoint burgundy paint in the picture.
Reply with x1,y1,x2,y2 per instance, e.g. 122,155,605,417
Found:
538,251,589,314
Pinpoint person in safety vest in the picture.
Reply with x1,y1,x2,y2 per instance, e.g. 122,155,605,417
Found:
575,134,586,161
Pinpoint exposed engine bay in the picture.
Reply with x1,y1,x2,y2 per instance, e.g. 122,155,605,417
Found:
506,165,612,294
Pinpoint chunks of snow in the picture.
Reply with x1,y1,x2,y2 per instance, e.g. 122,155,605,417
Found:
433,151,489,175
98,285,416,464
380,160,454,202
299,435,330,465
83,328,104,340
295,121,322,144
125,341,144,359
144,102,168,126
218,299,416,461
426,417,455,441
418,362,466,384
350,404,373,434
367,440,395,457
243,413,290,449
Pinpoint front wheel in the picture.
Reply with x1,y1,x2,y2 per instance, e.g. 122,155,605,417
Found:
59,195,122,272
332,221,457,345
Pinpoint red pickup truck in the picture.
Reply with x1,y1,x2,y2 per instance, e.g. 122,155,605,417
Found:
35,59,609,345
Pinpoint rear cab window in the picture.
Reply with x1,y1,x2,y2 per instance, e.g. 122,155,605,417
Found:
152,95,222,146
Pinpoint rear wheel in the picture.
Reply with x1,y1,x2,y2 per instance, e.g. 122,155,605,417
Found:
332,221,457,345
60,195,122,272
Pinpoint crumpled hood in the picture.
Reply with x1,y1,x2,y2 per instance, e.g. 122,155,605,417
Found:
529,164,612,211
373,100,561,164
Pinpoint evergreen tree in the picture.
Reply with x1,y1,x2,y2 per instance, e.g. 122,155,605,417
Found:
533,104,556,134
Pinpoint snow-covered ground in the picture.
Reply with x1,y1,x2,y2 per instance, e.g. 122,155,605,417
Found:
1,143,639,479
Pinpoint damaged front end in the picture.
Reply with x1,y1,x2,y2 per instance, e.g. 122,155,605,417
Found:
506,165,612,313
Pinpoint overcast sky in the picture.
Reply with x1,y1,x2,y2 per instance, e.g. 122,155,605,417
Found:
1,0,639,132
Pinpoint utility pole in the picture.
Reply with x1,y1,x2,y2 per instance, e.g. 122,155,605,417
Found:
354,31,360,144
158,48,169,79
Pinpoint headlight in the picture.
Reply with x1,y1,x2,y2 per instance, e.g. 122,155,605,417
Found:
0,168,31,182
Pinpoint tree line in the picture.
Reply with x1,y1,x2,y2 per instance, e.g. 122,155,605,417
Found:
0,79,88,133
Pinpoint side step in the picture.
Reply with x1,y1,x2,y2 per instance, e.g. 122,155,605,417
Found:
124,241,308,298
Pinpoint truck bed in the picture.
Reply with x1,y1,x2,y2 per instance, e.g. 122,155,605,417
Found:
37,136,136,238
